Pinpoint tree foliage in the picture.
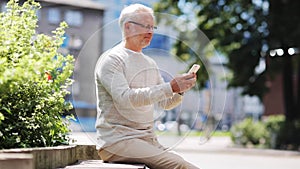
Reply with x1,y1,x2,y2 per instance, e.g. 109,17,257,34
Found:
154,0,300,150
0,0,74,149
154,0,269,98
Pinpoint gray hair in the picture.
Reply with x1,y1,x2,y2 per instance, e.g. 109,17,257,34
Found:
119,4,154,37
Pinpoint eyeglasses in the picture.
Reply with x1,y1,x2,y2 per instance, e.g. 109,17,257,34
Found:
128,21,157,31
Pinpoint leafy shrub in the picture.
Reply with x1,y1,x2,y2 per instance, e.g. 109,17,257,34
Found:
0,0,74,149
230,118,269,147
230,115,299,150
264,115,285,133
264,115,285,148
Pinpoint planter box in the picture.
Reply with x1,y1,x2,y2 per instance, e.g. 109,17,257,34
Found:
0,145,147,169
0,145,77,169
0,153,33,169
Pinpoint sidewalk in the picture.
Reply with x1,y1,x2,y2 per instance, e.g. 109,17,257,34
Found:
69,132,300,157
167,136,300,157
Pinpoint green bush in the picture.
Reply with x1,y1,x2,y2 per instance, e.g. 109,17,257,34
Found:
265,115,285,133
230,118,269,147
0,0,74,149
264,115,285,148
230,115,299,150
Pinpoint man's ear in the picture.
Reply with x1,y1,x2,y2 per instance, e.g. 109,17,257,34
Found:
124,22,132,36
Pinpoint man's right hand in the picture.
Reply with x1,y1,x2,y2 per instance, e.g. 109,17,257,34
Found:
170,73,197,94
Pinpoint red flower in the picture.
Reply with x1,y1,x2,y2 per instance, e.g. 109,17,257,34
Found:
45,71,52,81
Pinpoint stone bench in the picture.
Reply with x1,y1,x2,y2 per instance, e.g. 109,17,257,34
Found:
63,160,146,169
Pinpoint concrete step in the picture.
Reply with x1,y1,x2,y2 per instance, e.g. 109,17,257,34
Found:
62,160,146,169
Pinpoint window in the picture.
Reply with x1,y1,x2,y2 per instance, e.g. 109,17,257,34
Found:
1,3,6,12
36,9,41,20
48,8,60,24
64,10,83,27
147,34,171,51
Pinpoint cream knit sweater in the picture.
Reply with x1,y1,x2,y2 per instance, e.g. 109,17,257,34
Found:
94,43,182,149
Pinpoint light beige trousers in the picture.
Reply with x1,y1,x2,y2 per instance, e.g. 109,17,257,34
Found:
98,138,200,169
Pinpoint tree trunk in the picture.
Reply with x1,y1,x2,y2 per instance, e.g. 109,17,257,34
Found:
282,54,295,121
296,55,300,119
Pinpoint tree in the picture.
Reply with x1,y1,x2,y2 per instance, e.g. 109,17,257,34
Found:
155,0,269,96
267,0,300,120
154,0,300,149
267,0,300,149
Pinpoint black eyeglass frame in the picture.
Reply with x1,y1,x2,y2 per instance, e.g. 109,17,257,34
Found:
128,21,157,31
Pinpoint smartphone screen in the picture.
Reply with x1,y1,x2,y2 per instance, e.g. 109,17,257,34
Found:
188,64,200,74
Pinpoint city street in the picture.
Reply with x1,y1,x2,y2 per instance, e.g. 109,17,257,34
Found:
70,132,300,169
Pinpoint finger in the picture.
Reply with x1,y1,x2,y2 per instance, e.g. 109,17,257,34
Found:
183,73,195,80
187,77,196,83
187,79,196,88
193,73,197,79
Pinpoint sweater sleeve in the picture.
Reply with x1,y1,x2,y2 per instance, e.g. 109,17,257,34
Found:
156,76,183,110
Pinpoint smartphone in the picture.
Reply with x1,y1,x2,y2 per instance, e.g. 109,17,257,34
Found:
188,64,200,74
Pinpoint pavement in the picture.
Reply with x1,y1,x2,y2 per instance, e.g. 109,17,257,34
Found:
68,132,300,157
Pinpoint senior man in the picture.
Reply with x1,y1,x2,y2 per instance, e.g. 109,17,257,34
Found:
94,3,200,169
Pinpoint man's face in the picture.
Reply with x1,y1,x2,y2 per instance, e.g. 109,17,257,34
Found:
126,13,155,49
